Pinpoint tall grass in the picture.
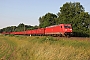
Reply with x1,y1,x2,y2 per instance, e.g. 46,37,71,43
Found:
0,35,90,60
0,35,17,60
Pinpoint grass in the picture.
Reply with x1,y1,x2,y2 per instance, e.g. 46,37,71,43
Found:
0,35,16,60
0,35,90,60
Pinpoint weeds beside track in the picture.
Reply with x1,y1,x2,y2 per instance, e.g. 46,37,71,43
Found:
0,35,90,60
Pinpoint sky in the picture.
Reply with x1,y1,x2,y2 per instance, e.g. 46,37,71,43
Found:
0,0,90,29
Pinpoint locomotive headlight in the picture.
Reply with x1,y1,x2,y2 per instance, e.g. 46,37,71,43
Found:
70,29,72,30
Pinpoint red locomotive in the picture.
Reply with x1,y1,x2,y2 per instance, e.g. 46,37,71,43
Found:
2,24,72,36
45,24,72,36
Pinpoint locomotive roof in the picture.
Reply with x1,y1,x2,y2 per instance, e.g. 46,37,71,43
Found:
46,24,61,28
46,24,71,28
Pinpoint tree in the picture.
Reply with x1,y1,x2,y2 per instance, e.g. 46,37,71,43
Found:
57,2,90,36
39,13,57,28
25,25,34,30
57,2,84,24
15,23,25,31
0,29,3,33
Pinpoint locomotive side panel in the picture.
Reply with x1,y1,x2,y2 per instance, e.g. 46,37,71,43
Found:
45,24,64,35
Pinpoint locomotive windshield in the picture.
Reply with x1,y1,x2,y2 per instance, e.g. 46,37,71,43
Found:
64,25,71,28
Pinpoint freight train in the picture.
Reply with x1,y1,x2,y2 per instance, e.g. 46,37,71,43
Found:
2,24,72,37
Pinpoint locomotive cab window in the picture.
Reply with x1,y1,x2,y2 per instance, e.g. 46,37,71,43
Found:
64,25,71,28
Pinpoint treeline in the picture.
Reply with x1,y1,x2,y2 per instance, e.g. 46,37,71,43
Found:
0,2,90,37
0,23,39,32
